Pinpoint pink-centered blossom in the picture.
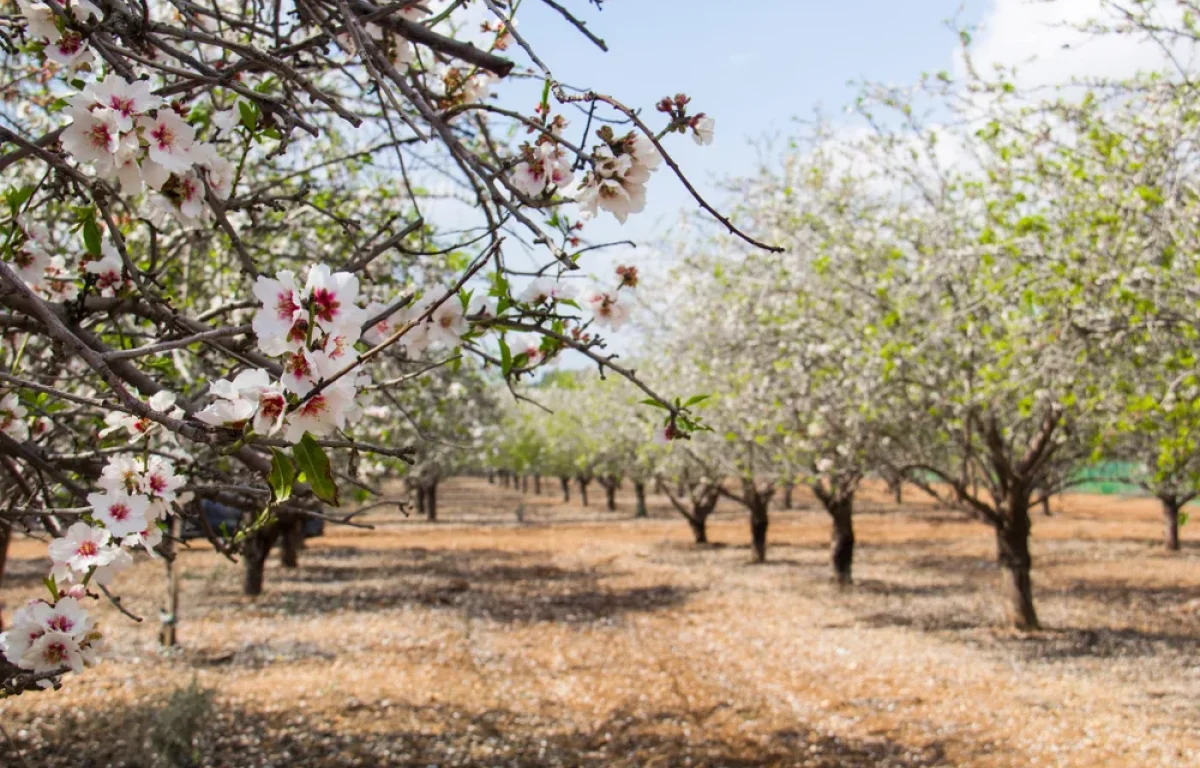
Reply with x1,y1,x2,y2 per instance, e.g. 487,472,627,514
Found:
0,392,29,442
88,489,151,538
48,522,116,583
139,111,196,173
62,106,121,164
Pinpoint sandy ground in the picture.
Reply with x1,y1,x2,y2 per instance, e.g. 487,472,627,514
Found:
1,478,1197,767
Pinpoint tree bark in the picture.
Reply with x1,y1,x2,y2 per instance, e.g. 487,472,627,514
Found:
426,480,438,521
1041,494,1052,517
560,475,570,502
242,527,277,597
160,517,182,647
578,476,590,506
892,480,903,505
829,496,855,585
995,497,1038,630
749,503,768,563
600,476,619,511
634,481,647,518
280,517,303,568
742,479,774,563
688,515,708,544
415,486,427,518
534,474,542,495
782,482,793,510
1162,496,1181,552
0,523,9,632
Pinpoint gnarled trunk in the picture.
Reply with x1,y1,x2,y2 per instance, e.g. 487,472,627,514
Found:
688,516,708,544
243,526,277,597
426,480,439,521
534,474,542,495
577,476,590,506
1162,496,1181,552
743,479,773,563
279,517,304,568
599,475,619,511
634,481,648,518
415,486,427,518
828,495,855,585
560,475,570,502
995,494,1038,630
0,523,9,632
782,482,794,510
749,505,768,563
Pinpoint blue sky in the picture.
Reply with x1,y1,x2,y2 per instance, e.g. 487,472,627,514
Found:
503,1,989,250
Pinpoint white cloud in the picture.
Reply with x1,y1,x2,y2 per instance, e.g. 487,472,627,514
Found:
959,0,1190,87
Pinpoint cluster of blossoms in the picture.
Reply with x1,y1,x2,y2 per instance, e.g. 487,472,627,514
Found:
510,139,575,199
17,0,100,67
5,215,79,302
198,264,475,443
656,93,716,146
0,451,186,676
0,391,30,442
60,75,235,227
579,264,639,331
576,128,663,224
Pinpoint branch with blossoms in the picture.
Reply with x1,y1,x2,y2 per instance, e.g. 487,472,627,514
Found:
0,0,775,691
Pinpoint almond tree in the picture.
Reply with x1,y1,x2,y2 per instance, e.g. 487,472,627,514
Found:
0,0,776,696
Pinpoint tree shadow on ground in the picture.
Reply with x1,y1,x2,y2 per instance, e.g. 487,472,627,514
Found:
202,546,694,626
7,696,962,768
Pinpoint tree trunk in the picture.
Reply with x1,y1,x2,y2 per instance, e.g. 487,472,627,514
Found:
742,479,773,563
634,481,647,518
892,480,903,505
243,527,276,597
601,477,618,511
426,480,438,521
534,474,542,495
829,496,855,585
782,483,793,510
160,517,182,647
749,502,768,563
688,515,708,544
415,486,427,518
578,477,590,506
280,517,303,568
1041,494,1052,517
560,476,570,502
0,523,9,632
653,476,665,495
995,498,1038,630
1162,497,1181,552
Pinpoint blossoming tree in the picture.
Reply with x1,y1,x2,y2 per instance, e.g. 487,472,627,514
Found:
0,0,772,695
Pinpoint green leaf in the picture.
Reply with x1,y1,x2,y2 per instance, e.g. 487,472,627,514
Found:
268,448,295,504
498,335,513,376
294,433,339,506
238,101,258,132
640,398,669,410
81,214,102,256
684,394,710,407
6,185,34,215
